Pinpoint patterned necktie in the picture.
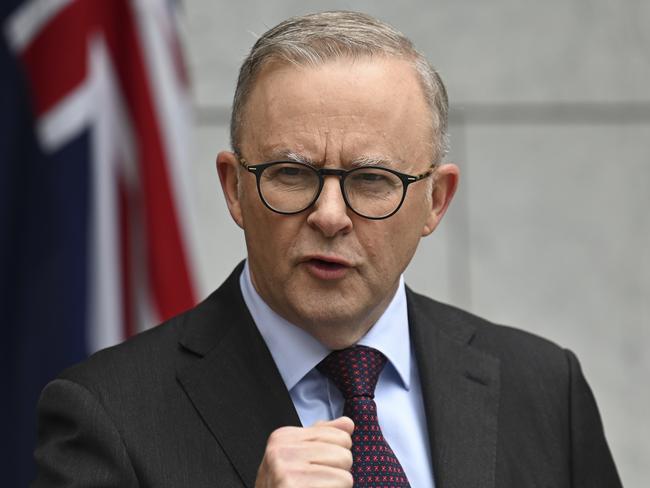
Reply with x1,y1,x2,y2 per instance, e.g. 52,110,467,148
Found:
317,345,411,487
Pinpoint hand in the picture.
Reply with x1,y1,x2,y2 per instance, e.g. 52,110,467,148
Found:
255,416,355,488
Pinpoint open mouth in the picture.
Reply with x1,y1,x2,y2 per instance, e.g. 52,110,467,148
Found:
303,257,351,280
309,258,346,270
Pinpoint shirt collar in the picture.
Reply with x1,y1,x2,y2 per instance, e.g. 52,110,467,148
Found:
239,261,411,391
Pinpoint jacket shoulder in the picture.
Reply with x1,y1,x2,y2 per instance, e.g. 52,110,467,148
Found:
57,263,247,393
57,311,187,398
407,288,570,371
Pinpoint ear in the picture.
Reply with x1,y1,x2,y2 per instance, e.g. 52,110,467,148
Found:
421,163,460,236
216,151,245,229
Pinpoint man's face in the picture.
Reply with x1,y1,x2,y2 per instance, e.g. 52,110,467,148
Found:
218,57,457,348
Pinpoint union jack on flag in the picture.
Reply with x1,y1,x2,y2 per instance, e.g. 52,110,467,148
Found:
1,0,199,483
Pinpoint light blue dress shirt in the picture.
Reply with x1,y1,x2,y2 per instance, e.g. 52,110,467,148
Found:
240,262,435,487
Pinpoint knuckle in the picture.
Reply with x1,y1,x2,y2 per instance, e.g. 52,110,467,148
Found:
335,429,353,448
264,443,288,465
267,426,295,445
343,449,354,469
341,470,354,487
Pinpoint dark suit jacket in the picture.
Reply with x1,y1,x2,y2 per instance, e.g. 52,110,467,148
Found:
32,263,622,487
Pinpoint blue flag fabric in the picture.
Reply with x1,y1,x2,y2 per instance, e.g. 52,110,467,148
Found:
1,12,89,487
1,1,198,485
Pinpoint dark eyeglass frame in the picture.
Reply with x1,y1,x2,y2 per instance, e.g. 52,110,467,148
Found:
238,155,436,220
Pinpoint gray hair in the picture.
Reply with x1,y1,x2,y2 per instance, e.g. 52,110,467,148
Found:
230,10,450,162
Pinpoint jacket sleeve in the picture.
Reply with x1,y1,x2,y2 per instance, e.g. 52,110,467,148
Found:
565,349,623,488
31,378,139,488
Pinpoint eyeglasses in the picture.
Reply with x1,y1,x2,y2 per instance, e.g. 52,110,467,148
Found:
238,156,436,220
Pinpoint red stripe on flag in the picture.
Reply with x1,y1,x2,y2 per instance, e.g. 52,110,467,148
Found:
104,0,195,321
17,0,197,326
19,1,89,116
167,21,190,89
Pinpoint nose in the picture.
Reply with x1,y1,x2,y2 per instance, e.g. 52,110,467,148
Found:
306,176,353,237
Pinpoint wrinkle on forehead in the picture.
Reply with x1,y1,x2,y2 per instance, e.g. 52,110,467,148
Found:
240,58,435,170
256,143,407,170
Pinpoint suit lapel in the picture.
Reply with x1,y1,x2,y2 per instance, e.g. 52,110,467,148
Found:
408,289,500,488
174,268,500,487
176,264,301,488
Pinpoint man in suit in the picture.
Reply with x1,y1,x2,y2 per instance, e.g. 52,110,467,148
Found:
33,11,622,488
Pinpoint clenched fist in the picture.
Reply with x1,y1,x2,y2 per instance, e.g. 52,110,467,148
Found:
255,416,355,488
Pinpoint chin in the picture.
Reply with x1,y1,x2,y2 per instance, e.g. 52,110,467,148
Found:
289,300,371,346
304,318,366,350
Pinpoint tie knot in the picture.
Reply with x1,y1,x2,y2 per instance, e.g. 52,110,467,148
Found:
317,345,387,400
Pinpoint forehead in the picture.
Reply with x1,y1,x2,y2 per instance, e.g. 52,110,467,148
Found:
239,57,434,166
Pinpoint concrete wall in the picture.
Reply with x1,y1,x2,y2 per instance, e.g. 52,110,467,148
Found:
181,1,650,485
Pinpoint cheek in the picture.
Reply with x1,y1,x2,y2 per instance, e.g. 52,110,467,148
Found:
243,205,304,263
241,195,276,255
378,217,425,269
358,223,410,274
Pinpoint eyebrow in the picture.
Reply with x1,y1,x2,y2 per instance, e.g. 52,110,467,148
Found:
263,149,398,169
265,149,315,165
285,151,315,165
349,155,396,168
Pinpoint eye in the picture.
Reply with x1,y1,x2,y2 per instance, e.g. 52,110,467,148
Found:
266,164,311,179
349,169,398,187
357,172,387,182
277,166,302,176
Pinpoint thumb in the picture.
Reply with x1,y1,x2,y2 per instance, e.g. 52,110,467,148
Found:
315,416,355,434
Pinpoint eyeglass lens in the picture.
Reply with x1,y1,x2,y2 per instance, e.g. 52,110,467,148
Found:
259,162,404,218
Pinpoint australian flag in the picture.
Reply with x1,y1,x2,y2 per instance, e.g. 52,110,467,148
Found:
1,1,199,484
